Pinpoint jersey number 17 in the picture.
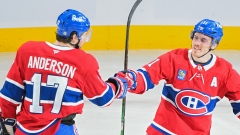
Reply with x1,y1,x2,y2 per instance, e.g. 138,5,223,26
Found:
30,73,68,114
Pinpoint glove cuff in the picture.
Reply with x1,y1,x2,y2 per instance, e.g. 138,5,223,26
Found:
107,77,127,99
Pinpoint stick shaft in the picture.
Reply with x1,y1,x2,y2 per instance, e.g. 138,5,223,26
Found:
121,1,142,135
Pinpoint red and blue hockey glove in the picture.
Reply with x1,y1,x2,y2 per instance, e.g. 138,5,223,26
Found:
115,69,137,91
107,77,128,99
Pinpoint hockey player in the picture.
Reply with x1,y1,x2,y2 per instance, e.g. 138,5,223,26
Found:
0,9,129,135
116,19,240,135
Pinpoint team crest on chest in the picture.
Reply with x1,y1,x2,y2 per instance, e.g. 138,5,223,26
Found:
175,89,211,116
177,69,187,80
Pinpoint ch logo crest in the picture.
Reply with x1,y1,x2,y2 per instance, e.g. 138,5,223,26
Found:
175,90,210,116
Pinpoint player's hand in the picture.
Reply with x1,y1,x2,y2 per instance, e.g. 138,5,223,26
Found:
107,77,128,99
115,69,137,91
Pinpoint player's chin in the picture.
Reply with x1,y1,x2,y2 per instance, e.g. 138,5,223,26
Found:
191,52,202,58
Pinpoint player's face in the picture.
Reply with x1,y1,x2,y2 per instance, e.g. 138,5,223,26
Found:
191,32,213,58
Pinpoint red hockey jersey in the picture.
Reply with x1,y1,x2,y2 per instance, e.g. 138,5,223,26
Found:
131,48,240,135
0,41,117,135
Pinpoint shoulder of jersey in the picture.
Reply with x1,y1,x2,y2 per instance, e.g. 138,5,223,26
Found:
215,55,232,69
18,41,45,52
170,48,188,54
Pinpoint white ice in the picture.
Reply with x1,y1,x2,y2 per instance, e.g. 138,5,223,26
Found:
0,50,240,135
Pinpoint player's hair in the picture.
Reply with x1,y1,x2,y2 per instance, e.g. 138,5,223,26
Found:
56,31,77,43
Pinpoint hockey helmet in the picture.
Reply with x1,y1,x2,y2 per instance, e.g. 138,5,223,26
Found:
56,9,91,41
191,19,223,44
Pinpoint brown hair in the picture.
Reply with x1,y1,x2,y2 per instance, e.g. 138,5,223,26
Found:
55,31,77,43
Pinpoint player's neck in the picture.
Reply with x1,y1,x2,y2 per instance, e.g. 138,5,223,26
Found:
53,41,74,48
191,53,212,64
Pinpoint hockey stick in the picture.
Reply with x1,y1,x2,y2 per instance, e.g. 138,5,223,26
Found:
0,112,10,135
121,0,142,135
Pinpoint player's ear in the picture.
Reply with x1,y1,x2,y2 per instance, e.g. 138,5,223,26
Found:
211,42,217,49
211,39,218,50
190,31,195,39
211,44,216,50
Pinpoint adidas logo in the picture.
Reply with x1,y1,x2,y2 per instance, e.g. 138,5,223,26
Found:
53,50,60,54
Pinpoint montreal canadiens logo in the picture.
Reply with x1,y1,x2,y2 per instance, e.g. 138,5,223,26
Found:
175,90,210,116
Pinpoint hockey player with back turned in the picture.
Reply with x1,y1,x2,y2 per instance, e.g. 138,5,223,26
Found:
116,19,240,135
0,9,130,135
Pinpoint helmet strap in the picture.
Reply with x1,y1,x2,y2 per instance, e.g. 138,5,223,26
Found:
192,36,217,58
197,42,216,58
197,48,213,58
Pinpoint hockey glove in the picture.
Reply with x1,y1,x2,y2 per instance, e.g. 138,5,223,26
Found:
3,118,16,135
115,69,137,90
107,77,128,99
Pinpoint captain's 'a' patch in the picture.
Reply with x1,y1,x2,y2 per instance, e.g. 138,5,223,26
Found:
177,69,186,80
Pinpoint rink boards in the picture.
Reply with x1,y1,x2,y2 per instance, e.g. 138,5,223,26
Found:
0,25,240,52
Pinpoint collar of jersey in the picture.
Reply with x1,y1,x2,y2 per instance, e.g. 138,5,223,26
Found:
46,42,74,50
188,49,217,71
